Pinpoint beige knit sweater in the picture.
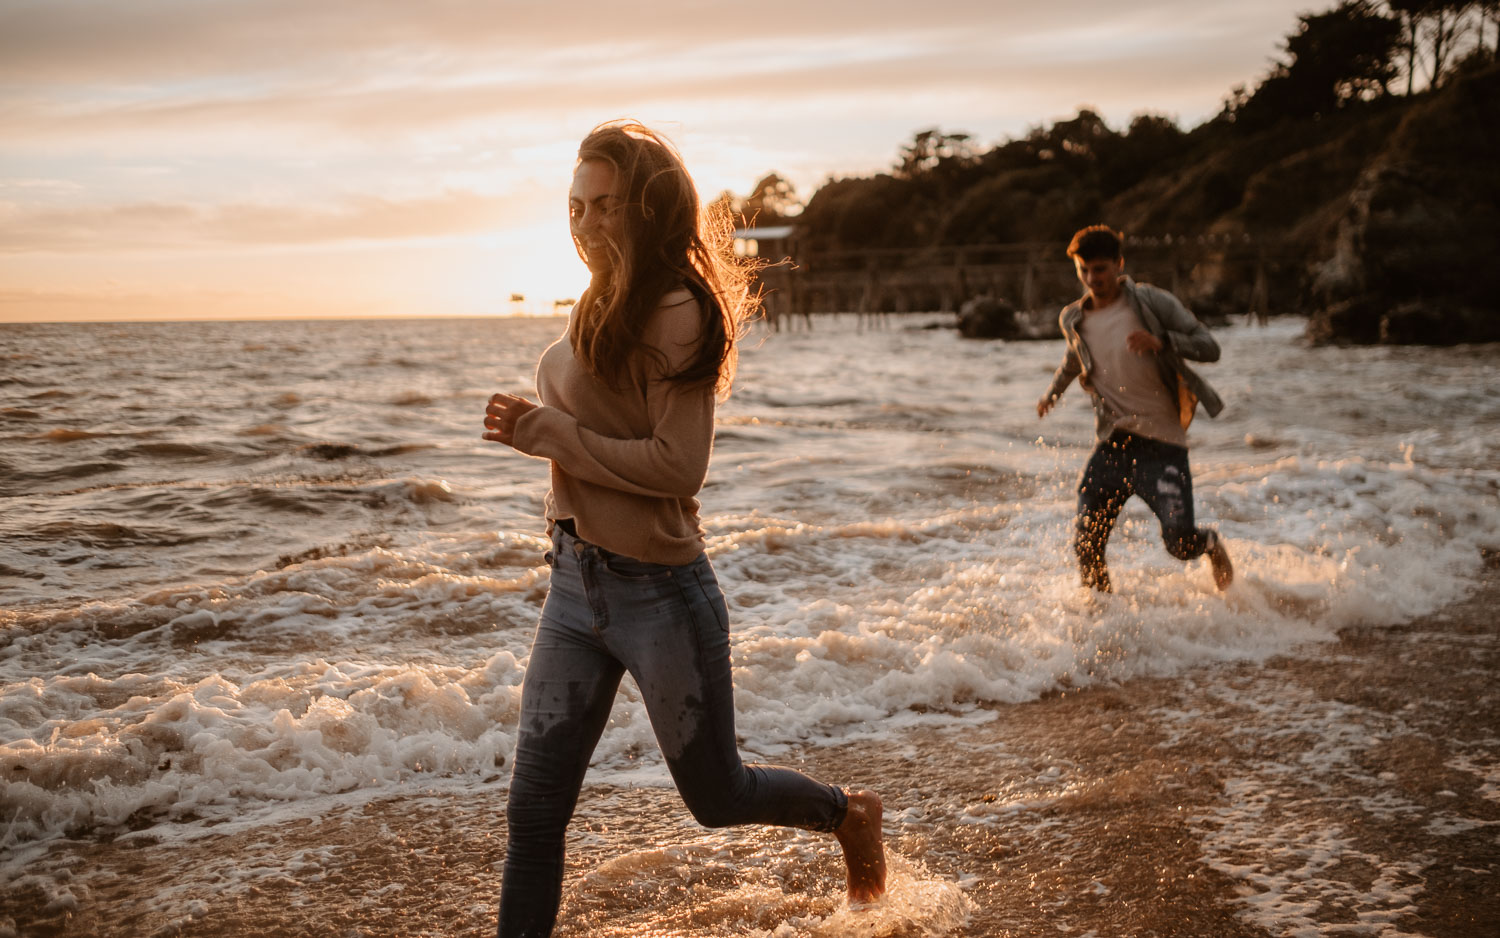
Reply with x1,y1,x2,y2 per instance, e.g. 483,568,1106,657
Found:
510,289,715,565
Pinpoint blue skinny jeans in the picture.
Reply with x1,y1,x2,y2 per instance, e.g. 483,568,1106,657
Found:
1075,430,1211,589
497,524,848,938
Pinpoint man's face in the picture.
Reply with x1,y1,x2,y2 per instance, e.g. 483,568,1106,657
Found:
1075,255,1124,305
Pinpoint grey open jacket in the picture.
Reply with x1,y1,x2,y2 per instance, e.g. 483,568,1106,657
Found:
1043,277,1225,440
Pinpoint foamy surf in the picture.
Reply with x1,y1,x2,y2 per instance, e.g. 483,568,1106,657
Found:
552,839,970,938
3,446,1495,846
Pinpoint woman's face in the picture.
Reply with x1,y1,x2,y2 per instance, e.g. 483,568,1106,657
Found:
569,159,620,273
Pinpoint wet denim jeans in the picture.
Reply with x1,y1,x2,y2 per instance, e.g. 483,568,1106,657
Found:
1075,430,1211,589
497,524,848,938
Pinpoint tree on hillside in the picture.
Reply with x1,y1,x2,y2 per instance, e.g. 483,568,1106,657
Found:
1293,0,1404,99
1388,0,1478,90
1097,114,1187,193
711,173,803,231
1026,109,1114,164
936,164,1096,245
796,173,927,252
894,129,978,178
1233,0,1401,128
1481,0,1500,55
1423,0,1476,84
1391,0,1424,92
739,173,801,225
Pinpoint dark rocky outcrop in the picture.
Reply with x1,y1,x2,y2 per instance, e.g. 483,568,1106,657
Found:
1108,63,1500,345
1304,64,1500,345
956,296,1018,339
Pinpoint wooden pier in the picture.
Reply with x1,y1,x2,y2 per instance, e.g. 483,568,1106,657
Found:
744,234,1304,329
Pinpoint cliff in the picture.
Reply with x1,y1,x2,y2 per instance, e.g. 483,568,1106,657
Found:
1303,64,1500,344
791,63,1500,345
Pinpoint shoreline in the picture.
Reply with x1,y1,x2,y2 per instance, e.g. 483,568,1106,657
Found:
5,558,1497,937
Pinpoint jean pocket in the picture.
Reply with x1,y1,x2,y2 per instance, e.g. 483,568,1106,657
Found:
599,549,675,582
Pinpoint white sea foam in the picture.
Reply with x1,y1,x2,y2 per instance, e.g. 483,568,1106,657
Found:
3,316,1497,857
558,839,970,938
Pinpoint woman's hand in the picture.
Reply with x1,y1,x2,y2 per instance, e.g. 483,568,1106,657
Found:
483,392,538,447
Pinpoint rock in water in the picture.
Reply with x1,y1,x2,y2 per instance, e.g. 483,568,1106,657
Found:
957,295,1018,339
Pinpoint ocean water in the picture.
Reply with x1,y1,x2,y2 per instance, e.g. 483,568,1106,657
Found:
2,314,1498,928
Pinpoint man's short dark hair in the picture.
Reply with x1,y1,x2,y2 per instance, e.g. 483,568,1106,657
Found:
1067,225,1123,261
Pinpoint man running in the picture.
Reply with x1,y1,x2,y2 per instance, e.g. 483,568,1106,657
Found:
1037,225,1233,593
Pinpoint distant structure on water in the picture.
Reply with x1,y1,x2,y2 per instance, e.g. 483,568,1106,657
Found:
736,224,1292,332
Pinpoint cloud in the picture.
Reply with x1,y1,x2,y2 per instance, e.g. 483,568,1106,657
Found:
0,2,1181,82
0,190,513,253
1,1,1301,101
0,178,84,191
0,29,1264,150
0,1,1305,87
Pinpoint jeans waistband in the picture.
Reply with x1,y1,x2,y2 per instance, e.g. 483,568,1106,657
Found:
1107,429,1186,453
550,517,638,564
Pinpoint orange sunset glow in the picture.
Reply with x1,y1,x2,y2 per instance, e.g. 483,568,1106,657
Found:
2,1,1321,322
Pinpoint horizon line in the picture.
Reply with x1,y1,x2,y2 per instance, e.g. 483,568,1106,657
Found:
1,311,571,326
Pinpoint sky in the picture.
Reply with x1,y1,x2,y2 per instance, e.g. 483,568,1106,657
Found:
0,0,1321,322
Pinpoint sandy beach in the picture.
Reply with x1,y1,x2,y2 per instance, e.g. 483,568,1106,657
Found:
7,552,1495,938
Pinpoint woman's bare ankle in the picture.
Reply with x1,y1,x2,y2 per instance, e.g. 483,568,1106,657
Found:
834,789,886,903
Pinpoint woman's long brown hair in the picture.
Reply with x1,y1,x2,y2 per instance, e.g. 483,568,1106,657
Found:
570,121,759,399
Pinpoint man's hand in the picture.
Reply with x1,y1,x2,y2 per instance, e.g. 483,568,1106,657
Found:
1126,330,1163,355
483,392,538,447
1037,396,1055,418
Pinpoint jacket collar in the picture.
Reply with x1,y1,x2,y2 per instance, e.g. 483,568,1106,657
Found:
1080,275,1134,311
1065,276,1141,329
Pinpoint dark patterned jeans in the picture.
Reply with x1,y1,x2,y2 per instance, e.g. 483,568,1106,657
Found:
497,524,848,938
1074,431,1210,591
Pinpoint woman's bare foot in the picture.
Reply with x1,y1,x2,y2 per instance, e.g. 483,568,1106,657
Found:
834,789,886,903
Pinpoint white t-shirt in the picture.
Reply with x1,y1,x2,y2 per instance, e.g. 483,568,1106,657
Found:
1077,296,1186,447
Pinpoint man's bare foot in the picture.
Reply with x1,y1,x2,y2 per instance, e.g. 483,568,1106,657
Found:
1207,530,1233,591
834,789,886,904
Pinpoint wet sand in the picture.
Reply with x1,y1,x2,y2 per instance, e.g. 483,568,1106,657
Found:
6,557,1497,937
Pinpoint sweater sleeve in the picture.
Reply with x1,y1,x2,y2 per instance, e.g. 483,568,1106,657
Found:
1144,286,1220,363
1044,349,1082,402
510,298,714,499
1043,305,1083,401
